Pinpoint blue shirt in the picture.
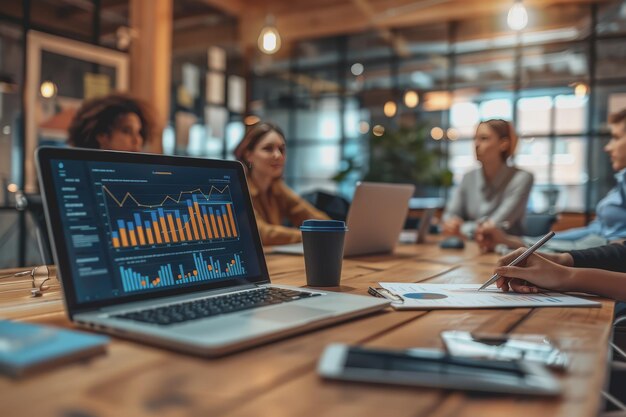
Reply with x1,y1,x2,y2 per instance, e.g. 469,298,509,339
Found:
554,169,626,241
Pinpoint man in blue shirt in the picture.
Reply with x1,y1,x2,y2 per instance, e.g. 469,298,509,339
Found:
477,108,626,251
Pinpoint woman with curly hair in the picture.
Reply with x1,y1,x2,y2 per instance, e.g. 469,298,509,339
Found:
67,93,154,152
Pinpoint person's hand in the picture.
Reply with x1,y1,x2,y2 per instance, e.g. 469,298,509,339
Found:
494,248,574,293
475,221,506,252
442,217,463,236
476,221,525,253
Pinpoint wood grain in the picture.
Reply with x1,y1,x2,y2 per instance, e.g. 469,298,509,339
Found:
0,241,615,417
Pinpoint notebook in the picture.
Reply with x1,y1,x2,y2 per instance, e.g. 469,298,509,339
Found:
0,320,109,378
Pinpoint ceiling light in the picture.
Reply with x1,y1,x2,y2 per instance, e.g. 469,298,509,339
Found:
384,101,397,118
574,83,588,98
351,63,364,76
507,0,528,31
40,80,57,98
447,128,459,141
404,91,419,108
431,127,444,140
359,121,370,134
372,125,385,136
258,15,281,55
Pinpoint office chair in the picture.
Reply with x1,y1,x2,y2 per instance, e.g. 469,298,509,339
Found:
301,190,350,221
523,213,558,237
599,315,626,415
15,192,54,265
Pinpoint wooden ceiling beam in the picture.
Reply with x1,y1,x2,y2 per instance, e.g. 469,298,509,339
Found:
237,0,610,47
196,0,246,17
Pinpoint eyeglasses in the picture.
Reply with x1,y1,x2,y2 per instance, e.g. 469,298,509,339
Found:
0,265,55,297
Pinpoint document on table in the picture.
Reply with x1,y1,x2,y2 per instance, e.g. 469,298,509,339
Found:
378,283,601,310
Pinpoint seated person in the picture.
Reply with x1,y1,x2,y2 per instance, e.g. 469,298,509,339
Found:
441,119,533,238
233,122,330,246
494,241,626,301
67,93,155,152
477,109,626,252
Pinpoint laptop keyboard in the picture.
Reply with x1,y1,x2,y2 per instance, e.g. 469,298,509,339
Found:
112,287,322,326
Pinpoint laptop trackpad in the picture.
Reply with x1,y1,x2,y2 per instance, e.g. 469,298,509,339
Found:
245,306,332,323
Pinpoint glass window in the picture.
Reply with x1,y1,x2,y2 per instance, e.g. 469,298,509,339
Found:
597,2,626,36
554,94,587,134
294,97,341,142
450,101,479,138
517,96,552,135
480,98,513,120
454,50,515,88
396,23,449,55
596,39,626,80
591,85,626,132
398,55,447,91
0,22,23,198
448,139,478,185
522,43,587,87
347,30,393,62
551,137,587,211
289,144,340,178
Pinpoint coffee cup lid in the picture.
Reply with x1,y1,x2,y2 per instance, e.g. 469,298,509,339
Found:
300,219,347,232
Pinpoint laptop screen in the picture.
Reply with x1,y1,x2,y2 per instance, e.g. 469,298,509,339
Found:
47,156,264,305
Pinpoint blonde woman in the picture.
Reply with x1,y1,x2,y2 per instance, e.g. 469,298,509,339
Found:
442,119,533,238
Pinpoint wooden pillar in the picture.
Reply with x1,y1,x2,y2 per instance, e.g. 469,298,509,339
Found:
129,0,172,154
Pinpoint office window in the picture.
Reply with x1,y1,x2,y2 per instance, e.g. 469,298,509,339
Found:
480,99,513,121
450,101,479,138
554,95,587,134
517,96,553,135
249,3,626,215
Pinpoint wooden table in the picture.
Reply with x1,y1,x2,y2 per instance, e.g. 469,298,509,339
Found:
0,242,614,417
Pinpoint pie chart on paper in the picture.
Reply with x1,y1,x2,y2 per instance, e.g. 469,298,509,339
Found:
403,292,448,300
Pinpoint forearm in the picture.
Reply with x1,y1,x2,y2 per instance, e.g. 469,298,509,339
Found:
570,243,626,272
565,268,626,301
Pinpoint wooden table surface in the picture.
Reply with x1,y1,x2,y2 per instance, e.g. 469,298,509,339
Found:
0,241,614,417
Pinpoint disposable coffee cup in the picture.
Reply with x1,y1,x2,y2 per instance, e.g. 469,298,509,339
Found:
300,219,348,287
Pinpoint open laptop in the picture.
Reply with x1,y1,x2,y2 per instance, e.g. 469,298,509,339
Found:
273,182,415,257
399,208,435,244
36,147,389,356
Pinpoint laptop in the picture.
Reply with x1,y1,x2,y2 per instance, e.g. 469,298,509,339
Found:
273,182,415,257
36,147,389,356
399,208,435,244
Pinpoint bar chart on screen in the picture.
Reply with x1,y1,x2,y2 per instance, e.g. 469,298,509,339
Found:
119,251,247,292
101,182,240,250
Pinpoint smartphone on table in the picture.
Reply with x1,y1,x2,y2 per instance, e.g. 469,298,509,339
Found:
317,343,561,396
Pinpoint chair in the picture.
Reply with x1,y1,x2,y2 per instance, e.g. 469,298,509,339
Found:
523,213,557,237
301,190,350,221
15,192,54,265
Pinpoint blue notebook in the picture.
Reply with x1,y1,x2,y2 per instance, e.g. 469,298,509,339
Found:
0,320,109,378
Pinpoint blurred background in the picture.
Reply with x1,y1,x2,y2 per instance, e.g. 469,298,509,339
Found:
1,0,625,267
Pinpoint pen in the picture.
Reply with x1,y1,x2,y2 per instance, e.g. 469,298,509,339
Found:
477,231,555,291
368,286,404,303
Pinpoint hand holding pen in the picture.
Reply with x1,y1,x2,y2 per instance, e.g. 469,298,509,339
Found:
478,231,555,291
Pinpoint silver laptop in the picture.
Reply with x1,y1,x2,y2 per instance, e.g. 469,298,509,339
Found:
36,147,389,356
273,182,415,257
399,208,435,244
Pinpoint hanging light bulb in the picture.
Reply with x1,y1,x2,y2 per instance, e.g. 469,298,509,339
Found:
384,101,397,118
404,90,419,108
40,80,57,98
507,0,528,31
574,83,588,98
258,15,281,55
